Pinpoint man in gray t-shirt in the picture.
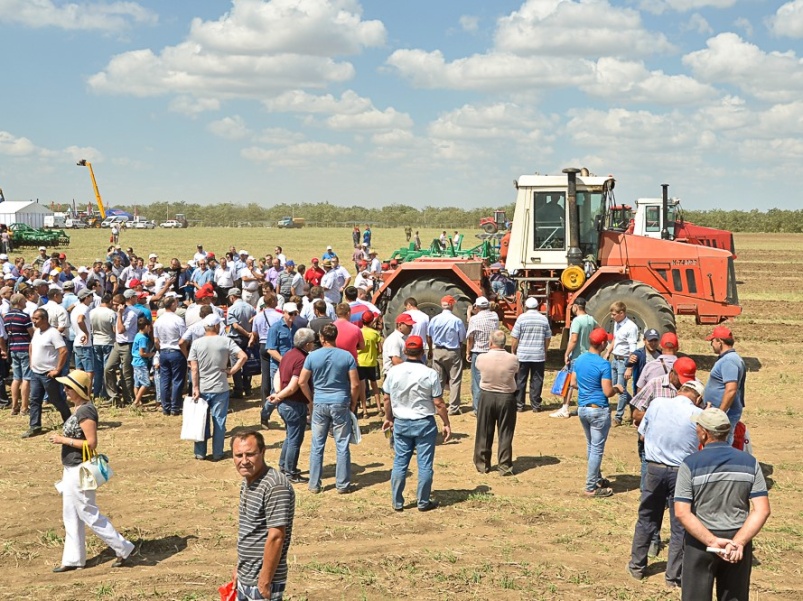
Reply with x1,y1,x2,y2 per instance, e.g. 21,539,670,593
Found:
188,314,247,461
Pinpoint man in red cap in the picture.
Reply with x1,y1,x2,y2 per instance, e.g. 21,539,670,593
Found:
383,314,414,376
637,332,681,391
305,258,324,288
428,295,466,415
704,326,745,444
382,335,451,511
631,356,698,424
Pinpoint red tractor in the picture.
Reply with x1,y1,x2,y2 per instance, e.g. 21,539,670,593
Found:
374,167,739,339
479,210,508,234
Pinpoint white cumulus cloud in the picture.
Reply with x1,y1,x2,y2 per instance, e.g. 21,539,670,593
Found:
169,96,221,117
639,0,736,14
684,13,712,34
683,33,803,102
242,141,351,167
459,15,479,32
495,0,673,58
88,0,385,100
207,115,251,140
0,0,156,31
768,0,803,38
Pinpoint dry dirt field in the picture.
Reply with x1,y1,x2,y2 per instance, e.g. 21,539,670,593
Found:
0,229,800,600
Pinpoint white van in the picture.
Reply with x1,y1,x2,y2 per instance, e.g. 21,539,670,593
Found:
101,216,129,228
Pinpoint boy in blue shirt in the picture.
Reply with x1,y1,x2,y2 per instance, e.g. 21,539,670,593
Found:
132,317,155,407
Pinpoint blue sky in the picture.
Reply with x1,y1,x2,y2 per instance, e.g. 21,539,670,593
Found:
1,0,802,212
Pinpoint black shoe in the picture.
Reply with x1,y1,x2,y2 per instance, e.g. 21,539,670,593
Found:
516,407,526,413
53,565,82,573
337,485,357,495
418,500,439,512
111,556,127,568
499,468,515,477
287,474,309,484
393,506,404,512
532,406,541,413
21,427,43,439
171,411,181,417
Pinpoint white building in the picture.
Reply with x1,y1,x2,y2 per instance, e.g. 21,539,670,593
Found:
0,200,54,229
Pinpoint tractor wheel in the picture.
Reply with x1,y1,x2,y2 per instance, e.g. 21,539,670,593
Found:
383,276,473,337
585,280,675,334
482,222,498,234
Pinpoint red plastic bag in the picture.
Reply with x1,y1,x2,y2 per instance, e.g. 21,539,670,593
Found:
219,580,236,601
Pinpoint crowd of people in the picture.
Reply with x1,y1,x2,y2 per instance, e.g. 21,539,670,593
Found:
0,231,770,601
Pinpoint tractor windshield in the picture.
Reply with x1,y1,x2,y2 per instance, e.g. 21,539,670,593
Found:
533,192,566,249
577,190,605,259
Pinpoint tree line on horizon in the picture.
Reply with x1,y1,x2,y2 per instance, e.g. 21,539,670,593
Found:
48,200,803,232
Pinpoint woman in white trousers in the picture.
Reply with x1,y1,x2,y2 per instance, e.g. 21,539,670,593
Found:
48,370,134,572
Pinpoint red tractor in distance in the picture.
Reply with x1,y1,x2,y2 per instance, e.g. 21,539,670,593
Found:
374,167,740,341
479,210,508,234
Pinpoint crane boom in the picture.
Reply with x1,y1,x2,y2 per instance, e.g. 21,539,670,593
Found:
77,160,106,219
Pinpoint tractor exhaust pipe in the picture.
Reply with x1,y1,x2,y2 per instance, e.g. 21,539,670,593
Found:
563,167,582,266
661,183,670,240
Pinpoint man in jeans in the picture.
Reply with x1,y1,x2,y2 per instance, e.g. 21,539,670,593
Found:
572,327,623,497
4,293,33,415
383,335,451,511
22,309,69,438
153,295,188,416
466,296,499,415
69,289,95,393
189,314,247,461
298,324,359,494
268,328,316,483
605,301,639,426
89,294,116,400
226,288,255,398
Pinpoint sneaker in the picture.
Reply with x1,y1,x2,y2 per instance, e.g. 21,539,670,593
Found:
447,409,461,416
287,474,309,484
550,408,570,419
499,468,515,477
337,485,357,495
648,540,661,558
665,579,680,589
613,418,623,427
418,500,440,512
21,427,43,439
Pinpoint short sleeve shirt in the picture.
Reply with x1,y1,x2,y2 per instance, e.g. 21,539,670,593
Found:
131,332,151,368
467,310,499,353
61,403,98,467
277,348,308,403
30,327,66,373
382,330,406,374
357,326,381,368
334,319,364,361
382,360,442,419
568,313,598,359
704,350,746,414
573,352,612,407
302,347,356,404
188,336,243,393
237,468,295,586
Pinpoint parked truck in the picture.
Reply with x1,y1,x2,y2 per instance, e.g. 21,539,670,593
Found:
277,216,305,228
374,167,739,340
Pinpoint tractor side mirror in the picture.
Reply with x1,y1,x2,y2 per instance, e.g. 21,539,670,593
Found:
594,214,604,232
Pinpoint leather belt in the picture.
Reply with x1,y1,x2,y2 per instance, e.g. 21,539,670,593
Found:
647,461,679,470
434,346,459,351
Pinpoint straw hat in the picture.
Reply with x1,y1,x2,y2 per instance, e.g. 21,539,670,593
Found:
56,370,92,401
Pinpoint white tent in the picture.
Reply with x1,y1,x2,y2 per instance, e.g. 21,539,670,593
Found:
0,201,53,229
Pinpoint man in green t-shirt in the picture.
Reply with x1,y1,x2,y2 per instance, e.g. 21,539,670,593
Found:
550,297,598,419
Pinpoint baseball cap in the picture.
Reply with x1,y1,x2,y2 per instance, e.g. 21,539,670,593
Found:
286,260,295,267
238,249,248,255
202,314,222,328
123,289,137,299
62,281,75,289
77,266,88,274
207,252,215,259
283,302,299,314
228,288,242,297
475,296,490,308
362,310,375,324
706,325,733,341
672,357,697,384
137,291,149,300
33,279,48,287
395,313,415,326
660,332,679,349
680,379,705,398
691,407,731,433
48,284,63,293
77,288,94,300
525,297,539,310
148,253,158,259
128,279,142,288
589,327,612,346
58,253,66,259
441,295,456,306
38,246,46,251
195,285,215,299
0,254,7,260
644,328,660,341
311,258,319,263
326,245,333,250
153,263,164,270
405,335,424,351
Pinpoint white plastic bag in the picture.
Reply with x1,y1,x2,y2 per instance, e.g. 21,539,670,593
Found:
180,396,209,442
350,411,361,445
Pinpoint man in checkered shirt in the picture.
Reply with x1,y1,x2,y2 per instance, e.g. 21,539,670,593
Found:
466,296,499,415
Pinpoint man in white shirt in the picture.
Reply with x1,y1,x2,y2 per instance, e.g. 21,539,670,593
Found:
320,260,342,305
89,293,116,399
383,314,413,375
214,257,236,304
239,258,261,307
606,301,640,426
153,295,188,416
70,289,95,391
403,298,430,351
274,246,288,267
193,244,208,264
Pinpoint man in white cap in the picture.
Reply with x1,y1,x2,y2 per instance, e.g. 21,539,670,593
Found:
153,294,188,416
73,267,90,294
510,296,551,413
674,407,770,599
188,313,247,461
466,296,499,415
263,302,300,426
33,247,48,271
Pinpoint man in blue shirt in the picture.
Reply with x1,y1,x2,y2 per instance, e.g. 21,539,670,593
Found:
264,303,299,425
299,323,359,494
428,295,466,415
572,327,623,498
703,326,746,444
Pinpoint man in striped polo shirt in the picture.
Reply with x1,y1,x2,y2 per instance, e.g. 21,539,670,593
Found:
3,293,32,414
510,296,551,412
466,296,499,416
674,408,770,600
232,430,295,601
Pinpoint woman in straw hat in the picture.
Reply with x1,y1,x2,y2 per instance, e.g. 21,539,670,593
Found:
47,369,134,572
